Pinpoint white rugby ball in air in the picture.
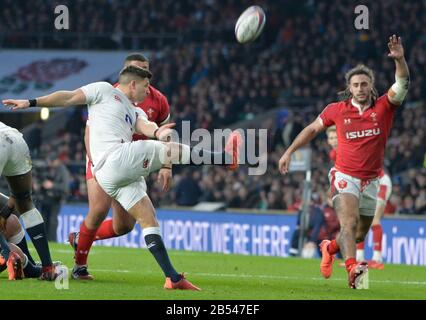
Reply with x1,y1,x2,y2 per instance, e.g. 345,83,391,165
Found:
235,5,266,44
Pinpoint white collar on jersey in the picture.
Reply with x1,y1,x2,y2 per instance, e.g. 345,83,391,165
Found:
351,98,372,115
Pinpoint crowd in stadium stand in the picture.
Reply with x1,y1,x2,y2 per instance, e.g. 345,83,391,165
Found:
1,0,425,214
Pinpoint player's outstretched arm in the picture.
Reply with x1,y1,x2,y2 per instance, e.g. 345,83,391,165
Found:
278,117,325,174
2,89,87,110
387,35,410,106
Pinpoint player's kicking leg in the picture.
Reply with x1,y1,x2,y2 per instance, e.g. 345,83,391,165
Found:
80,130,242,246
165,130,242,169
86,130,242,286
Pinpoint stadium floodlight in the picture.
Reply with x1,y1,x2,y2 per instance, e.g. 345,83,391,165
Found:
40,107,50,120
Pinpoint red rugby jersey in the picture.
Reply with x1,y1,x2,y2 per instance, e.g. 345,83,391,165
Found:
319,94,397,179
133,84,170,140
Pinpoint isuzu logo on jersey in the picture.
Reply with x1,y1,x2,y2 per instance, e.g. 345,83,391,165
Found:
345,128,380,139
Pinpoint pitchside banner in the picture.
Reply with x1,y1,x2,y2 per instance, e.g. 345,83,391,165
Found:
57,205,426,266
0,50,142,102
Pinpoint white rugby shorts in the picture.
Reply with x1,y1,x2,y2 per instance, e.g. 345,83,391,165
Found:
328,168,379,216
94,140,167,211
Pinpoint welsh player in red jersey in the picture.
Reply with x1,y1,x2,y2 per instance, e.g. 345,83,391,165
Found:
279,35,409,289
69,53,171,280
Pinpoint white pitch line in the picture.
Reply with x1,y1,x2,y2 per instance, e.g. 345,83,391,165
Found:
46,248,426,285
91,269,131,273
191,272,426,286
78,268,426,286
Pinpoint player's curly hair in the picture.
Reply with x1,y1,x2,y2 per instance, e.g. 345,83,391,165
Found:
338,64,378,102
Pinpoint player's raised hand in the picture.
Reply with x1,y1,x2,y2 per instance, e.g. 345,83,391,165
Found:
157,167,172,192
387,35,404,60
2,99,30,110
155,123,176,142
278,151,291,175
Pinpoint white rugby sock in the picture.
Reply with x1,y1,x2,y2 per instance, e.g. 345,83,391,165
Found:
356,249,365,262
372,250,382,262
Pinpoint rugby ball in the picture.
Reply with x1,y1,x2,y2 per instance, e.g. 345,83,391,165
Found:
235,6,266,44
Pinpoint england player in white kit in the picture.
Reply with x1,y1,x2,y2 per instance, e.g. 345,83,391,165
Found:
4,65,242,290
81,80,160,211
0,122,58,280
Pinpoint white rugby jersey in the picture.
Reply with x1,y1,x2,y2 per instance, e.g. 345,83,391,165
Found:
80,82,148,167
0,121,20,134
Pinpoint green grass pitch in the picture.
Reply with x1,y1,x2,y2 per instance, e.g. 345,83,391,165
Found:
0,243,425,300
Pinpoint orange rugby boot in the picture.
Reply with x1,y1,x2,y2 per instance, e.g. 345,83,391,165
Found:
319,240,335,279
164,273,201,291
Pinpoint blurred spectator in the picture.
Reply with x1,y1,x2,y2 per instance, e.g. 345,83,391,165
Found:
173,169,202,206
24,120,43,158
416,189,426,214
399,195,416,215
38,156,70,241
281,113,304,148
289,197,340,257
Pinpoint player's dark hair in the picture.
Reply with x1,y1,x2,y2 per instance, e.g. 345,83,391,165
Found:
119,65,152,83
125,53,149,63
338,64,378,102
